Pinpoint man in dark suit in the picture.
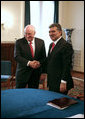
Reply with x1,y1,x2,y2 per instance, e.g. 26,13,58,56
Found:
14,25,46,88
47,23,74,94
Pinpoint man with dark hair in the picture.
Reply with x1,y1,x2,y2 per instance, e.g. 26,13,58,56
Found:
47,23,74,94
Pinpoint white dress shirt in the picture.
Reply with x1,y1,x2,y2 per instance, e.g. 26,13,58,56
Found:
27,38,35,54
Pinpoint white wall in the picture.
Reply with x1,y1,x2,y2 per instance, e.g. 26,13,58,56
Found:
1,1,84,72
59,1,84,72
1,1,25,42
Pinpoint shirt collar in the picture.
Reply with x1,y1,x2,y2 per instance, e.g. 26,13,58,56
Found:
28,37,35,44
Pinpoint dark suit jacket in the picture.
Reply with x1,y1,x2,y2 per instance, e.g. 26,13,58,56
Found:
47,38,74,92
14,37,46,87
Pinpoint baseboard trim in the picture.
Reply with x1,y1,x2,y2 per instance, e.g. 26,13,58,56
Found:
72,77,84,82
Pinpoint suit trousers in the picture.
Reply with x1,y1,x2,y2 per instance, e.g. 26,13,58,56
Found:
16,70,41,89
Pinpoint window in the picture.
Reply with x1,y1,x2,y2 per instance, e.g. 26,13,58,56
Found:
30,1,54,55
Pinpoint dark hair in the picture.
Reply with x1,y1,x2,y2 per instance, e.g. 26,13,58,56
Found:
49,23,62,31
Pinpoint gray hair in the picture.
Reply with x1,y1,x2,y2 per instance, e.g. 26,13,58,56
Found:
24,25,36,35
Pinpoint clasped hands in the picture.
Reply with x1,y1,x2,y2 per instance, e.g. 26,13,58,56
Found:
29,60,40,69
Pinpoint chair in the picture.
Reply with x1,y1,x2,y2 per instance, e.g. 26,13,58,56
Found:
1,60,13,89
11,76,16,89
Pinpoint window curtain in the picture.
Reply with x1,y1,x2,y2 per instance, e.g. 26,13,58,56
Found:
54,1,59,23
30,1,54,55
25,1,30,26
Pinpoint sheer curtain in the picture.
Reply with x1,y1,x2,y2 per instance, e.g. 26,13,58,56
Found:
30,1,54,55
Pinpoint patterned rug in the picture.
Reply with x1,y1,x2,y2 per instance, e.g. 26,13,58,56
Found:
68,77,84,100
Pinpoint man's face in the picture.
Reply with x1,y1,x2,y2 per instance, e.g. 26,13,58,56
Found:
25,28,35,42
49,26,62,41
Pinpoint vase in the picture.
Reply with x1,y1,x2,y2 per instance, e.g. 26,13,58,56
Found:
63,28,74,44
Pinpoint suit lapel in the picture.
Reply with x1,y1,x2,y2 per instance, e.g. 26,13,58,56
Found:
23,38,33,58
48,43,52,56
24,37,39,59
34,38,39,57
48,38,64,57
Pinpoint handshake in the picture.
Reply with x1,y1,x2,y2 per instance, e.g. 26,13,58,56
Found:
29,60,40,69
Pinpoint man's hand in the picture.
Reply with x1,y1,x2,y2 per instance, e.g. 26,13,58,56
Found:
60,82,67,93
29,60,40,69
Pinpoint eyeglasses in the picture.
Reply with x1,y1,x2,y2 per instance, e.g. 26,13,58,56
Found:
25,33,33,35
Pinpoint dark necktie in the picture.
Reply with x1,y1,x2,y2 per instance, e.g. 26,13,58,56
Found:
29,41,34,58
